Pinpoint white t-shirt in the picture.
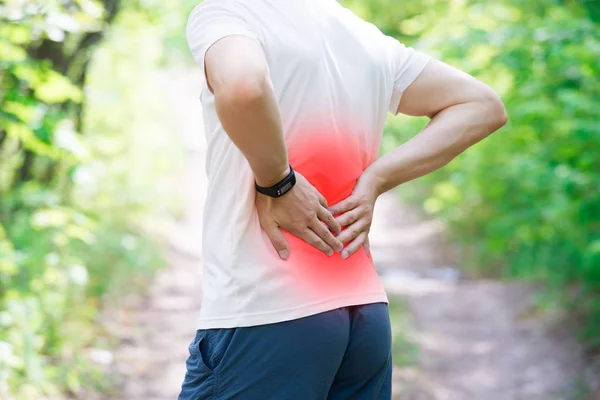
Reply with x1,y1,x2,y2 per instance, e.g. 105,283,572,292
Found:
186,0,430,329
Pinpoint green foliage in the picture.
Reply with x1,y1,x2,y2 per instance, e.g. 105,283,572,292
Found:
0,1,184,398
3,0,599,396
366,0,600,348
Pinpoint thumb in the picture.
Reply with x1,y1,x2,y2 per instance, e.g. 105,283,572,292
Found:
264,223,290,260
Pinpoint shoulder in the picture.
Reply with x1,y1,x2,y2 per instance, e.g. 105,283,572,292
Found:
186,0,245,42
186,0,237,29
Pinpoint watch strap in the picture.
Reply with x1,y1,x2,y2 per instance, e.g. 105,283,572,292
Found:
255,166,296,198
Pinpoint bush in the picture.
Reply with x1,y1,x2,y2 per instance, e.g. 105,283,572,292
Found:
0,1,183,397
379,0,600,347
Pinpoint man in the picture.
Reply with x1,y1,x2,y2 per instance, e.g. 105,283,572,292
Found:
180,0,507,399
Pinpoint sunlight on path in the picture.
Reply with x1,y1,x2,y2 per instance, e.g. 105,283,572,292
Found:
113,69,206,399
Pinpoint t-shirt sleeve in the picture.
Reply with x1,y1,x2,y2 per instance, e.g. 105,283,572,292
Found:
330,1,431,115
186,0,261,79
383,35,431,114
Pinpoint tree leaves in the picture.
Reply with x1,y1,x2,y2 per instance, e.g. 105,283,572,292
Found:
34,71,82,104
376,0,600,349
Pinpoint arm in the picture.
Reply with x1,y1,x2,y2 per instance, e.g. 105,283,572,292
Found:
205,35,289,187
205,36,343,259
330,60,507,258
366,59,507,194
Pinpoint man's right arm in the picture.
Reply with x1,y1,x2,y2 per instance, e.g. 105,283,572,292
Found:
205,35,289,187
204,36,343,259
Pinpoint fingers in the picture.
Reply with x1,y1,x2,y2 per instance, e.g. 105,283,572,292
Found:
317,206,341,235
334,207,361,228
341,231,368,259
328,195,359,217
317,192,328,209
364,236,371,257
336,219,367,245
299,228,335,256
263,223,290,260
309,218,343,253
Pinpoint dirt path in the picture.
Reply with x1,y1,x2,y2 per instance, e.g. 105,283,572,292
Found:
370,195,584,400
111,69,584,400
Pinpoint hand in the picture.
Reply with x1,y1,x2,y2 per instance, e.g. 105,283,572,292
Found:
256,171,343,260
328,172,379,259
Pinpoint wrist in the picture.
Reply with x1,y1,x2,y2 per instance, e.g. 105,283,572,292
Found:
255,165,296,198
255,165,290,188
361,168,385,199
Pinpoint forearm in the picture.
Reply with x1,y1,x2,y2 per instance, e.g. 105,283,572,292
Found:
214,75,289,187
366,99,506,195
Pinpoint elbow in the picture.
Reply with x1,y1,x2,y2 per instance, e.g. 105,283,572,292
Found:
482,89,508,133
213,66,271,107
460,87,507,147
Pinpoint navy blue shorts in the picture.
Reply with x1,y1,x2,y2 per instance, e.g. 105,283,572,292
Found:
178,302,392,399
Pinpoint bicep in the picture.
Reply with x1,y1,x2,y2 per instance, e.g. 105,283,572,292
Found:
397,59,498,118
204,35,268,94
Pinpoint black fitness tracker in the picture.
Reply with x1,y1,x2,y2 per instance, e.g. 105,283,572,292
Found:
255,165,296,198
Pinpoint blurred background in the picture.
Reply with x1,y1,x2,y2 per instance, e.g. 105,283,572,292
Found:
0,0,599,399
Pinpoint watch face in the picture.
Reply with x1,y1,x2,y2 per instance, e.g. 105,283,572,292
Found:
279,181,293,195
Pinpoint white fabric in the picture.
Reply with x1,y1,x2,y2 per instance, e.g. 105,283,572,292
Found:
186,0,431,329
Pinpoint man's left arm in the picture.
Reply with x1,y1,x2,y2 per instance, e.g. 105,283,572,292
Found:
330,59,507,259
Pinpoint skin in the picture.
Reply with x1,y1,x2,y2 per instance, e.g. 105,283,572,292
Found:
205,36,507,260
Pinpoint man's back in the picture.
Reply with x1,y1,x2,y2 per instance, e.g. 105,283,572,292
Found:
187,0,429,329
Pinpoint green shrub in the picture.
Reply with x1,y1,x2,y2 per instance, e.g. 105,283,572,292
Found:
378,0,600,347
0,1,183,397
